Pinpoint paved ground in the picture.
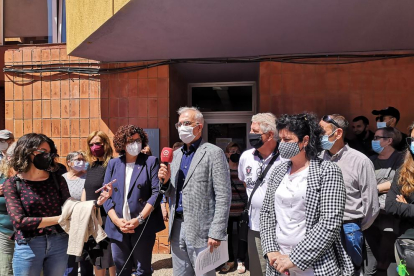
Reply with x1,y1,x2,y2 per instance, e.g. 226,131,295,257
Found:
152,254,250,276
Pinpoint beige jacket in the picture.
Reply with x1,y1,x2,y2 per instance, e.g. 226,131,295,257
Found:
59,198,107,256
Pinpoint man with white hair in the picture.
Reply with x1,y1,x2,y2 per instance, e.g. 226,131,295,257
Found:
238,112,285,275
158,106,231,276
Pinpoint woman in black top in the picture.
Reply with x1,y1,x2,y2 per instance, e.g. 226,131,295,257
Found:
81,130,116,276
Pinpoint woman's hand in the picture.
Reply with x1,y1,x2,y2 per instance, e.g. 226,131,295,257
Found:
267,251,281,267
274,254,295,274
396,195,408,204
125,218,140,230
96,183,113,206
161,203,168,221
0,184,4,196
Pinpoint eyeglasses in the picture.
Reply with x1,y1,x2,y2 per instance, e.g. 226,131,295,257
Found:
378,116,394,122
228,150,240,154
175,121,199,129
71,158,85,162
373,136,391,141
34,149,50,154
406,137,414,146
322,115,341,129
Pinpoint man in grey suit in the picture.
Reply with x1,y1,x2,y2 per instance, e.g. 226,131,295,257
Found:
158,106,231,276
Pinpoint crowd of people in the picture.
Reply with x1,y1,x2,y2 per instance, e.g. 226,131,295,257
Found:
0,104,413,276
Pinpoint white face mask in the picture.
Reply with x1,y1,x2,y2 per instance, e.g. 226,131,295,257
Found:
126,142,142,156
178,125,197,144
377,122,387,129
72,160,86,172
0,141,8,151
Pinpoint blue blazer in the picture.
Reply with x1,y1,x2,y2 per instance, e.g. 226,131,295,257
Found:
103,153,165,242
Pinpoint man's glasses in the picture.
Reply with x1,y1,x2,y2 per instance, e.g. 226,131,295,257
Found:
406,137,414,146
373,136,391,141
322,115,341,129
175,121,199,129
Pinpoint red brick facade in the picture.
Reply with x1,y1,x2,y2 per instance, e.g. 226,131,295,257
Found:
259,59,414,134
4,44,170,253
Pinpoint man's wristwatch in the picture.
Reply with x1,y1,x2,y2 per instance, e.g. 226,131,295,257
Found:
137,213,146,225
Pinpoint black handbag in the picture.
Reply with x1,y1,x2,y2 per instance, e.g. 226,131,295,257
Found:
395,229,414,269
238,152,279,242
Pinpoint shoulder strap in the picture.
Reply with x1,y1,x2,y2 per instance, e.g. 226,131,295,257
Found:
245,151,279,211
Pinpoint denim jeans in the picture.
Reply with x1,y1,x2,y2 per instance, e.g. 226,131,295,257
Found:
341,222,364,267
13,233,69,276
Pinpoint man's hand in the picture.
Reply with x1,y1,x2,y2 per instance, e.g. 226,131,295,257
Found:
274,254,295,274
397,195,408,204
158,164,171,184
207,238,221,253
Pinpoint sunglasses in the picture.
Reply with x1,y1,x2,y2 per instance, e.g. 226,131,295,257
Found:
322,115,341,129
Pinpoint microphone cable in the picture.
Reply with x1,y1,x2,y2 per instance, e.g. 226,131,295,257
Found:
117,184,166,276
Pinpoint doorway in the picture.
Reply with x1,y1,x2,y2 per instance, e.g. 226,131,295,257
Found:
188,81,257,151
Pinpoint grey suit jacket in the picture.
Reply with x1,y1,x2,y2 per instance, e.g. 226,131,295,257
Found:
164,140,231,248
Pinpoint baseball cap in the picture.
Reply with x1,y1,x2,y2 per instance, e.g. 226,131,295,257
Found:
0,130,13,140
372,106,400,122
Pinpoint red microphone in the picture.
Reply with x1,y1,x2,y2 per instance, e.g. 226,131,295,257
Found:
160,147,174,165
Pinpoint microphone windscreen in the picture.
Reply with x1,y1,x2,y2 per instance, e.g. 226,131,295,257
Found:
160,147,174,163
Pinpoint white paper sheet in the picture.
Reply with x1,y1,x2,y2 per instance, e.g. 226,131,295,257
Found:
195,240,229,276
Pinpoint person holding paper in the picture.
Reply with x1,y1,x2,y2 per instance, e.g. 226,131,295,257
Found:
158,106,231,276
260,113,354,276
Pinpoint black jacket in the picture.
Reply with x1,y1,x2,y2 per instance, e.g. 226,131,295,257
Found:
385,169,414,234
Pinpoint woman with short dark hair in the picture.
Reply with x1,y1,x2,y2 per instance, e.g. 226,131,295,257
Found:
260,113,353,276
103,125,165,276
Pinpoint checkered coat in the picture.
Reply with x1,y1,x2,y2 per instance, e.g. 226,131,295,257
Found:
260,158,354,276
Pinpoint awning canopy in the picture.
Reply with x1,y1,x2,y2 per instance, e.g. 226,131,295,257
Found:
68,0,414,62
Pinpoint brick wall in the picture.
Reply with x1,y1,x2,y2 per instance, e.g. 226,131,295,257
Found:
4,44,170,253
259,59,414,135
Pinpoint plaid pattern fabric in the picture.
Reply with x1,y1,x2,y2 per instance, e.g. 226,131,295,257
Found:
164,141,232,248
278,142,301,160
260,158,354,276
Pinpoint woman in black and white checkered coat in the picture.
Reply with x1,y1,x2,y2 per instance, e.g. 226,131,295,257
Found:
260,113,354,276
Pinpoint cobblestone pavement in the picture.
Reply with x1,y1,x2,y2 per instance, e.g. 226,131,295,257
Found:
152,254,250,276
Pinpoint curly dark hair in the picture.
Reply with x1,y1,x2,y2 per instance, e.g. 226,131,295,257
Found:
10,133,59,173
113,125,148,154
276,113,323,160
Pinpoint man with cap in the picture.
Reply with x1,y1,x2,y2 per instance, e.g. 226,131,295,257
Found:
372,106,407,151
0,130,14,161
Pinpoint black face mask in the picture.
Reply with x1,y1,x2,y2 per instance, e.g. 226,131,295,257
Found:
229,153,241,163
249,133,264,149
32,152,55,171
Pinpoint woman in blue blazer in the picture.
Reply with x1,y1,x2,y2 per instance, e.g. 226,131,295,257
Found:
103,125,165,276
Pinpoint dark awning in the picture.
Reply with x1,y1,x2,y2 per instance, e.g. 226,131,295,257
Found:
69,0,414,62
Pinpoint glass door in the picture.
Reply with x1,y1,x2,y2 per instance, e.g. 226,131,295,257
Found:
202,117,252,152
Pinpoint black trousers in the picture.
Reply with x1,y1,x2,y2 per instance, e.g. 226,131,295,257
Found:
227,216,248,262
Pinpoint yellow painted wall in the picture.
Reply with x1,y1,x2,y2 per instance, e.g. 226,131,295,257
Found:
66,0,131,55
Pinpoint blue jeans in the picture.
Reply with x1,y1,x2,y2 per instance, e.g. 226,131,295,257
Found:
13,233,69,276
341,222,364,267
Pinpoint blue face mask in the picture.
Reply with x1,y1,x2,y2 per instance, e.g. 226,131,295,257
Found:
410,142,414,155
371,140,384,154
321,130,337,150
377,122,386,129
